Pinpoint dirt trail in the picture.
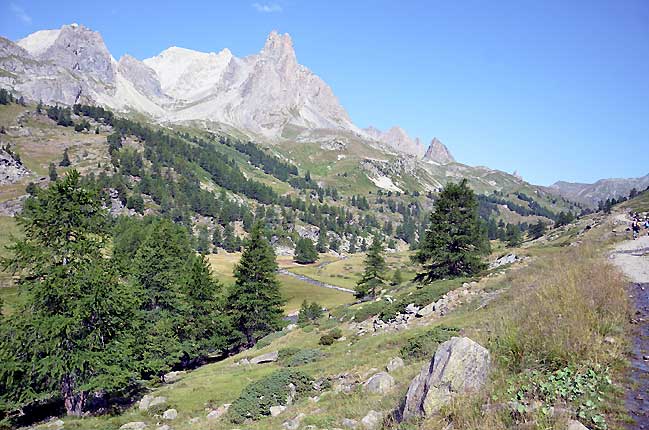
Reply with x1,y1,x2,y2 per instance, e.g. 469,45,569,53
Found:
610,214,649,429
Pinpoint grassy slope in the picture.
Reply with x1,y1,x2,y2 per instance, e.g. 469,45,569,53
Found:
58,209,634,430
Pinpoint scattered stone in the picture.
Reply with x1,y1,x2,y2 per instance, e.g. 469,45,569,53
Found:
163,371,186,383
45,419,64,429
364,372,395,394
489,253,518,269
603,336,616,345
285,323,297,332
282,413,306,430
251,350,279,364
188,417,200,424
416,302,436,317
405,303,419,314
361,410,382,429
567,419,589,430
139,395,154,411
206,404,230,420
156,425,171,430
270,405,287,416
386,357,404,372
162,409,177,420
400,337,491,421
148,396,167,411
341,418,359,428
120,422,147,430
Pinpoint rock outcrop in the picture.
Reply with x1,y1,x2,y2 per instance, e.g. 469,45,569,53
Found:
400,337,491,421
423,137,455,164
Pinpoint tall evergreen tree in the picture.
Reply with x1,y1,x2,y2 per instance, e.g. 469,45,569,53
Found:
505,224,522,247
528,220,547,240
355,236,387,299
226,223,285,348
0,171,138,416
294,237,318,264
316,224,328,253
48,162,58,181
414,179,490,283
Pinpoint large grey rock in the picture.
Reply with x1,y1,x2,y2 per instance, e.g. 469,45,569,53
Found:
162,409,177,420
386,357,404,372
567,420,589,430
341,418,358,429
251,350,279,364
163,370,186,383
363,372,395,394
119,423,147,430
361,410,382,429
139,395,167,412
206,403,230,420
282,413,306,430
416,302,436,317
270,405,286,416
400,337,491,421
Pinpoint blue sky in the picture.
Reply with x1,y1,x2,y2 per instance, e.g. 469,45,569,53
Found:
2,0,648,186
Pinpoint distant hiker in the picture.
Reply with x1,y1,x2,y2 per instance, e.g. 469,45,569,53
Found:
632,221,640,239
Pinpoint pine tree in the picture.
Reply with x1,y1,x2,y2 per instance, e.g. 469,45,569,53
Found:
505,224,522,247
48,162,58,181
316,224,328,253
414,179,490,283
391,268,403,285
196,224,211,254
59,148,71,167
294,237,318,264
0,171,138,416
226,223,285,347
355,236,387,299
528,220,547,240
222,223,239,252
212,226,223,248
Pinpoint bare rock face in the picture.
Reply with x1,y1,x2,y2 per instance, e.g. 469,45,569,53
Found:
363,125,426,157
0,149,30,185
400,337,490,421
423,137,455,164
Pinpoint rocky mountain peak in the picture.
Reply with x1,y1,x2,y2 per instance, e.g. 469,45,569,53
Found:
363,126,426,157
423,137,455,164
261,31,295,61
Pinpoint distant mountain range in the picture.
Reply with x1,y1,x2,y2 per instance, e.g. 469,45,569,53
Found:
549,174,649,208
0,23,456,164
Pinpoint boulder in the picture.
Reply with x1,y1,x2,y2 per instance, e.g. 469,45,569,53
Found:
162,409,177,420
251,350,279,364
163,370,186,383
400,337,490,421
120,423,147,430
148,396,167,411
282,413,306,430
361,410,382,429
341,418,359,428
386,357,404,372
416,302,436,317
270,405,287,416
156,425,171,430
206,404,230,420
364,372,395,394
405,303,419,314
45,419,64,429
567,420,589,430
138,395,154,411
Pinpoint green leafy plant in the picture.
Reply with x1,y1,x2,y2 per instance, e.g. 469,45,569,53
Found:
228,369,313,423
399,326,460,361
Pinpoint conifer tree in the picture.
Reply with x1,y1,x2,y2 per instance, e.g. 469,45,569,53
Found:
48,162,58,181
0,171,138,416
226,223,285,347
505,224,522,247
414,179,490,283
294,237,318,264
528,220,547,240
355,236,387,299
316,224,328,253
391,268,403,285
59,148,71,167
222,223,240,252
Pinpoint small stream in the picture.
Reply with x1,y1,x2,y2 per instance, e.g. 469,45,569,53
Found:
627,282,649,429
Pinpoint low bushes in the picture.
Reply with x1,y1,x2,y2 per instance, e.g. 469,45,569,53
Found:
278,348,324,367
319,328,343,346
399,325,460,361
228,369,313,423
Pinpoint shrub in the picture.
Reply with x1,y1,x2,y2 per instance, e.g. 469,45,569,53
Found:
297,300,324,326
328,328,343,340
399,325,460,361
319,334,335,345
279,349,324,367
228,369,313,423
352,300,391,322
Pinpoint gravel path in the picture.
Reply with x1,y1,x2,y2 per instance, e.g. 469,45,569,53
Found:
610,231,649,283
